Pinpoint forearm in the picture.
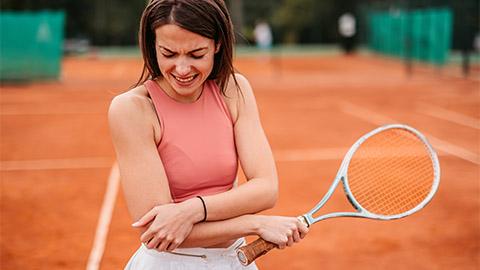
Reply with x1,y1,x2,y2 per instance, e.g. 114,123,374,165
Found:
178,214,258,248
203,178,277,221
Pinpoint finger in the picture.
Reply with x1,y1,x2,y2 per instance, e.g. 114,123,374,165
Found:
276,236,287,249
286,235,294,247
146,236,160,249
166,241,178,251
143,236,155,248
299,224,309,238
166,240,180,251
156,238,171,252
292,229,301,243
140,231,153,243
132,208,157,227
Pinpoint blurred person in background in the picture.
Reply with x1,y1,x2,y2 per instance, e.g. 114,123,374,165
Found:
338,12,357,54
253,19,274,65
474,32,480,52
108,0,308,269
254,20,273,52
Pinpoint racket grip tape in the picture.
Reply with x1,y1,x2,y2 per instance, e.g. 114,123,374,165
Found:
236,238,276,266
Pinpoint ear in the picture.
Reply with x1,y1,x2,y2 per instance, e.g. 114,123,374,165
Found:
215,42,221,53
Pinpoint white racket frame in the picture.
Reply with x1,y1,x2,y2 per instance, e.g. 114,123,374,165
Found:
301,124,441,227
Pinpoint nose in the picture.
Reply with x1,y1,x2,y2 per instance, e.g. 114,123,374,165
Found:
175,57,192,76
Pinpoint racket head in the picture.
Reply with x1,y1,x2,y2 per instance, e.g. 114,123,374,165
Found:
340,124,440,220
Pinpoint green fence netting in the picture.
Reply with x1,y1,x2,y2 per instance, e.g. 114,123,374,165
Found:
367,8,452,65
1,11,65,81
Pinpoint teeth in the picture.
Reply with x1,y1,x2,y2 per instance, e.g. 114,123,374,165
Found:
174,75,195,83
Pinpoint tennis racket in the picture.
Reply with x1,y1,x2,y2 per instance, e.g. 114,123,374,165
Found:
237,124,440,266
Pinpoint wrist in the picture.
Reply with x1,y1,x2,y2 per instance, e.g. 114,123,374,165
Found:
181,197,205,223
245,215,263,236
196,196,207,222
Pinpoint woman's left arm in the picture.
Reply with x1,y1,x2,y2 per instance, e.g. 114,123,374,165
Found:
133,74,302,250
196,73,279,219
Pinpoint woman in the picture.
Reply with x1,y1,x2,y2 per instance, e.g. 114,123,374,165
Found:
108,0,308,269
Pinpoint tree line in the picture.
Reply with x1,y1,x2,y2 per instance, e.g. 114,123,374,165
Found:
1,0,478,50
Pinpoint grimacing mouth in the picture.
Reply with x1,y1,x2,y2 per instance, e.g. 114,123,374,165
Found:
172,73,198,83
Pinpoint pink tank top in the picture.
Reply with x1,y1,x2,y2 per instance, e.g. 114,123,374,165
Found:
145,80,238,202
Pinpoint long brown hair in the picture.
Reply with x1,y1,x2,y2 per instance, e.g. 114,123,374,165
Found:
136,0,238,95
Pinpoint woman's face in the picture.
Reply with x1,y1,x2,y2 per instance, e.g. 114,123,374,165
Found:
154,24,217,103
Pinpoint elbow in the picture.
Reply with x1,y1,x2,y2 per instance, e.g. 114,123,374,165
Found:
248,174,278,211
262,181,278,210
265,192,277,209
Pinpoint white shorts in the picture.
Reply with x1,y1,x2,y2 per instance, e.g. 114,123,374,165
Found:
125,238,258,270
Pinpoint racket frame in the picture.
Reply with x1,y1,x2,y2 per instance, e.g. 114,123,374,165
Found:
302,124,441,226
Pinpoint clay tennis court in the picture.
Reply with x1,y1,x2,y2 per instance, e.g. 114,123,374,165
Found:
1,51,479,269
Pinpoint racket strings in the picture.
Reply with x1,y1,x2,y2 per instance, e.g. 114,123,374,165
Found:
347,129,434,216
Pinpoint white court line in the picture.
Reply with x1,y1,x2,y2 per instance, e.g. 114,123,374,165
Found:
0,107,105,116
417,102,480,130
340,101,480,165
0,102,107,116
275,145,450,162
86,163,120,270
0,110,104,116
0,157,113,171
1,157,119,268
275,148,349,161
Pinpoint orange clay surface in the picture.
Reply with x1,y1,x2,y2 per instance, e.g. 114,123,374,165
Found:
1,53,479,269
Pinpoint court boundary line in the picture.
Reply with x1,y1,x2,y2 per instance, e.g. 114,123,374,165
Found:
275,147,349,161
0,103,107,116
0,157,113,171
340,101,480,165
416,102,480,130
0,111,105,116
274,146,449,162
86,163,120,270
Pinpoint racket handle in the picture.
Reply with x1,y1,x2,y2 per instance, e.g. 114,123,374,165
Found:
237,238,276,266
236,216,310,266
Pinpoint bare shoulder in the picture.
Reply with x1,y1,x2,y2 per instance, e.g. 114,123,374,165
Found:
108,85,156,132
221,74,243,122
222,73,257,123
224,73,254,100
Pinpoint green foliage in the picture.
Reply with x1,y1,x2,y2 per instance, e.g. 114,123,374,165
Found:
271,0,316,43
1,0,477,48
242,0,341,44
240,0,277,25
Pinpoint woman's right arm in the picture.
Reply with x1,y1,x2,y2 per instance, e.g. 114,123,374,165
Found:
108,91,174,220
109,90,206,248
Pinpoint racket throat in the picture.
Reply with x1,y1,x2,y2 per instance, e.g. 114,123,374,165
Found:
312,212,365,222
297,215,311,227
305,176,366,224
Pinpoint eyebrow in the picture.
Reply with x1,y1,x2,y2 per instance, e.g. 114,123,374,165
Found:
159,46,208,54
